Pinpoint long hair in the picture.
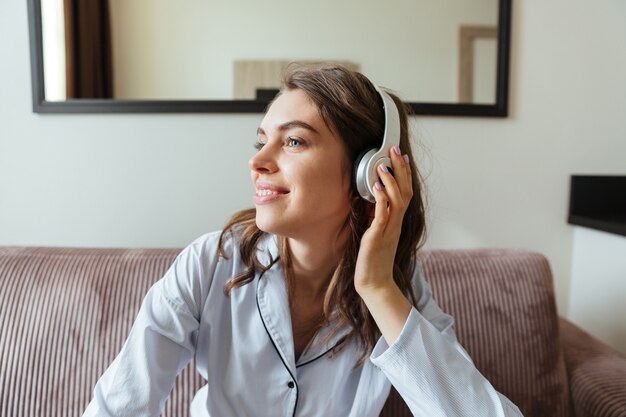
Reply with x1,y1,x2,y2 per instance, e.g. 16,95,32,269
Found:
218,64,427,364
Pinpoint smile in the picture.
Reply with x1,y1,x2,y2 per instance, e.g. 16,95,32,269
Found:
256,189,281,196
253,183,289,204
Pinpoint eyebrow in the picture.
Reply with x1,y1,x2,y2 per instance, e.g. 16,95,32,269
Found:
256,120,320,136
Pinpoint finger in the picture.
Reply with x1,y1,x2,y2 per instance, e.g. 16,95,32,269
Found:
369,180,390,232
390,146,413,199
377,163,402,206
377,164,410,234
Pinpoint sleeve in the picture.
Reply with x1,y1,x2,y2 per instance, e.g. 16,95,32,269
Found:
369,265,524,417
82,235,217,417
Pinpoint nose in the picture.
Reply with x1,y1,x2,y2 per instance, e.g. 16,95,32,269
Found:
249,143,278,174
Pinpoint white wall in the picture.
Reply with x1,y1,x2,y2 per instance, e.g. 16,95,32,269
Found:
1,1,626,350
569,227,626,353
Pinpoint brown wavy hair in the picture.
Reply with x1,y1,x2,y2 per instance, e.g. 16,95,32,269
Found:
218,64,426,364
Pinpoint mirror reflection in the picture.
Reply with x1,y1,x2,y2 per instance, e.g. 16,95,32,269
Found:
40,0,499,105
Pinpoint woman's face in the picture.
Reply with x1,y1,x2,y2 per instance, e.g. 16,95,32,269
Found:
249,88,353,241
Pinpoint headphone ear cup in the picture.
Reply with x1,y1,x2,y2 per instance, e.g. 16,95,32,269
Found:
353,148,377,202
353,150,368,192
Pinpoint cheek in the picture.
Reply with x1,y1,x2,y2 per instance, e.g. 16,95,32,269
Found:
334,159,354,193
289,155,352,201
312,163,345,190
320,164,353,203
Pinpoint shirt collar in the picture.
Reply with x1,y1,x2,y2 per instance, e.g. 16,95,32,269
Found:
255,234,353,369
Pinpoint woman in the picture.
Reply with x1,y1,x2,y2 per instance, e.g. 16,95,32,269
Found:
83,65,523,416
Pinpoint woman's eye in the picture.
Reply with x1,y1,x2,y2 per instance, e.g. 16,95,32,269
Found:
286,137,303,148
253,140,265,150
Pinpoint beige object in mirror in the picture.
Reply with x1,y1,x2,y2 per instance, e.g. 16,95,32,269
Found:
233,61,359,100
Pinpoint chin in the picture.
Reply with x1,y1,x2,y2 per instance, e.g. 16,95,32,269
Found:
254,211,284,236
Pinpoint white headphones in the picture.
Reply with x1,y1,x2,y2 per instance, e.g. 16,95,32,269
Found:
354,85,401,202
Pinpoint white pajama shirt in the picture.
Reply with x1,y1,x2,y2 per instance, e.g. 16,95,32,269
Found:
83,230,523,417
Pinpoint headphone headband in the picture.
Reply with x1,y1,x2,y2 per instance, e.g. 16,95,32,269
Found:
354,85,401,202
374,85,401,158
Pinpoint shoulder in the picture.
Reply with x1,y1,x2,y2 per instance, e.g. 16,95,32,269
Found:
187,230,224,253
182,228,244,261
181,228,278,272
164,230,233,284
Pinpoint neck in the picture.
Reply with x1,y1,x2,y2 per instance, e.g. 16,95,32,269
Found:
286,228,349,301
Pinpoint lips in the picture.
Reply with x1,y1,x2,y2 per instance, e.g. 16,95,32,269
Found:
253,182,289,204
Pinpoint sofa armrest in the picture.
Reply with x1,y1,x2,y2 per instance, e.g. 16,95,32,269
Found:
559,318,626,417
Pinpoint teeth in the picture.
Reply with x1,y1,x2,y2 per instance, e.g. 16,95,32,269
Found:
256,189,279,196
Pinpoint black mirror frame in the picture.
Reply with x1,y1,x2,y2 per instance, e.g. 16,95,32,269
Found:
27,0,511,117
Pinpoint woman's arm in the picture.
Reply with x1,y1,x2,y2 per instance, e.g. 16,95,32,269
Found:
82,236,215,417
354,148,523,416
353,146,414,344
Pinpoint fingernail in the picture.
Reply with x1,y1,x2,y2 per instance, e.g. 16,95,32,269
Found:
393,146,401,156
379,164,389,173
403,154,410,164
375,181,383,190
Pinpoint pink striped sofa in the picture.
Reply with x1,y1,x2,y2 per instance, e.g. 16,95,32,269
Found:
1,246,625,417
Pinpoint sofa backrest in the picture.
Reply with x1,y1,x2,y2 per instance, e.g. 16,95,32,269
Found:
421,249,570,417
0,247,195,417
0,247,570,417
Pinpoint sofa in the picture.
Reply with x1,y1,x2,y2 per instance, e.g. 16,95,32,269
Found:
1,246,625,417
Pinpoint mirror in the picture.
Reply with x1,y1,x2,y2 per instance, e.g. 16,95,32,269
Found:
27,0,511,116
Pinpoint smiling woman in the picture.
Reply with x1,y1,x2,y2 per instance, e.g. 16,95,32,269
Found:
77,64,524,416
27,0,512,116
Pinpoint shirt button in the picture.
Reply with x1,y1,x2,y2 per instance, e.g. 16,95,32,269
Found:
287,381,295,389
